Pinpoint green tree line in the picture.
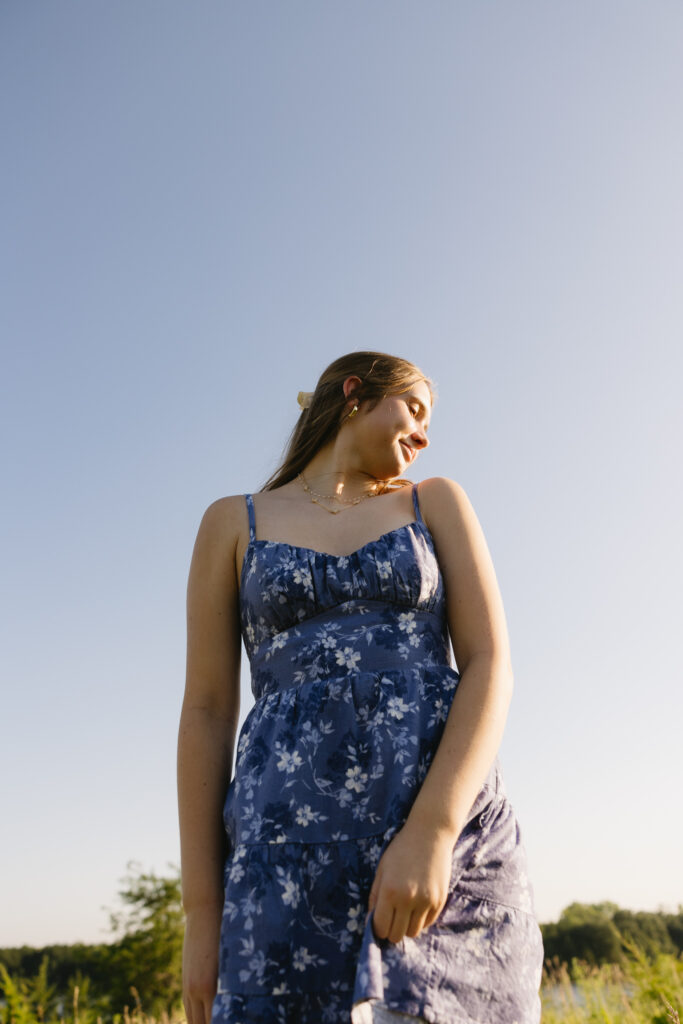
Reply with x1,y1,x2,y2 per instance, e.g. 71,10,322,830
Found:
0,864,183,1021
541,900,683,968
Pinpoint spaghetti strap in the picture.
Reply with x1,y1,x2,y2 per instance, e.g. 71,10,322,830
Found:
411,482,425,525
244,494,256,542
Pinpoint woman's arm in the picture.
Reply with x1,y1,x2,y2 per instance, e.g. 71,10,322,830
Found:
177,497,244,1024
369,476,514,944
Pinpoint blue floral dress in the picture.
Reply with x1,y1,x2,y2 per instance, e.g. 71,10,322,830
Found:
211,486,543,1024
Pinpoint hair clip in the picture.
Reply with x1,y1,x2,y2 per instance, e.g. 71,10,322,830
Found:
297,391,313,410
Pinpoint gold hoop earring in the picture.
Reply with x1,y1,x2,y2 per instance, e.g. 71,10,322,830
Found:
348,404,359,419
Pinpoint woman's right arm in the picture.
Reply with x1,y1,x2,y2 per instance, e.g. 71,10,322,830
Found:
177,497,244,1024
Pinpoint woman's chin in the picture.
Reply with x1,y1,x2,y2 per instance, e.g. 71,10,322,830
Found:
379,461,406,481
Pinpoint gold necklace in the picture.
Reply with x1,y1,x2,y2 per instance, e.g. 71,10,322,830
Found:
298,472,382,515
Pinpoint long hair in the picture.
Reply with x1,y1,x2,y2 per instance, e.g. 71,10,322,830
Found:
262,351,433,491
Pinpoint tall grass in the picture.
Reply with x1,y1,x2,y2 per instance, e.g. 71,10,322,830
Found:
542,943,683,1023
2,946,682,1023
0,963,184,1024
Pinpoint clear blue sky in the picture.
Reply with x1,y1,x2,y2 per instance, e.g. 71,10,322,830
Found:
2,2,682,947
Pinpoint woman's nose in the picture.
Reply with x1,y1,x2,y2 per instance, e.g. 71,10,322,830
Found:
412,428,429,449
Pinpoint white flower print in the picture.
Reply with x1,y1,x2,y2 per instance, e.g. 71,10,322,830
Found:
351,798,377,823
362,840,383,868
238,768,261,800
239,890,261,931
416,755,430,783
300,720,322,747
429,697,449,726
335,646,361,670
237,730,252,757
276,868,301,908
275,742,303,774
292,946,327,971
346,902,365,934
391,730,417,766
269,630,289,653
387,695,411,720
295,803,315,826
345,765,368,793
398,610,417,633
327,555,349,571
376,559,392,580
223,898,238,923
327,681,344,701
228,861,245,884
292,566,313,590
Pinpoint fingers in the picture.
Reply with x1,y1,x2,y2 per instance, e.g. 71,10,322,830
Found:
371,897,393,941
372,892,433,944
184,995,198,1024
370,881,448,942
387,906,412,944
367,828,452,944
422,894,447,931
406,907,431,939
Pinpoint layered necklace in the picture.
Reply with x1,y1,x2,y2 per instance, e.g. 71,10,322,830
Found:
298,472,382,515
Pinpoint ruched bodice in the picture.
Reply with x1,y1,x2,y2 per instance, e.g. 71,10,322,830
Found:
212,486,543,1024
240,514,450,701
224,491,464,848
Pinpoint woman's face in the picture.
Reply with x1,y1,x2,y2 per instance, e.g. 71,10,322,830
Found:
350,379,431,480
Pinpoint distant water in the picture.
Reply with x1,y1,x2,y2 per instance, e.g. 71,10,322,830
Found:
543,979,635,1012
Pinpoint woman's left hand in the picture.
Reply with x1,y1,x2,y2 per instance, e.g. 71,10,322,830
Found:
367,820,455,943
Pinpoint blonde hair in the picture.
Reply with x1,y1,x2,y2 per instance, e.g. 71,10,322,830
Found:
263,351,433,491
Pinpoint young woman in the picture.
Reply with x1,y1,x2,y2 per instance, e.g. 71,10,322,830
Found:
178,352,543,1024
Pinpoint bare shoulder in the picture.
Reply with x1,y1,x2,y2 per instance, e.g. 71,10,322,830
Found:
189,494,249,583
415,476,477,532
415,478,510,670
415,475,493,576
186,495,246,711
196,494,248,543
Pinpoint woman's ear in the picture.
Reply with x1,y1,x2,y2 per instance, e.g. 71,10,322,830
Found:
342,375,363,400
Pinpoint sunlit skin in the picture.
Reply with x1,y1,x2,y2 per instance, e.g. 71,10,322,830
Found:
236,376,433,558
300,374,432,498
178,374,514,1023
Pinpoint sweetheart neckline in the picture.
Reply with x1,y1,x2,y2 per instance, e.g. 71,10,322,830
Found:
239,518,435,595
249,518,424,559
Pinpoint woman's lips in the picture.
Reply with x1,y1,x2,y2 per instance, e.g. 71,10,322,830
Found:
400,441,415,462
